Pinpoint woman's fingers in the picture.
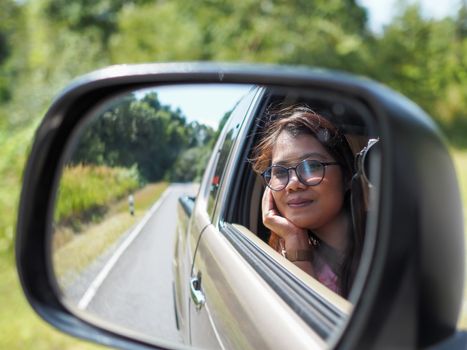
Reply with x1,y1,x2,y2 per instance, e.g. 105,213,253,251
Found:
262,188,283,232
262,188,303,238
261,189,311,252
262,188,277,217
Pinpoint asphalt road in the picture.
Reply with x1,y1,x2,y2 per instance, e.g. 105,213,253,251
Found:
69,183,198,346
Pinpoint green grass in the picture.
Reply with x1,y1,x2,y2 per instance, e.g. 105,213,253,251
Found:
0,255,106,350
55,164,140,224
451,149,467,329
0,124,36,253
53,182,168,287
452,150,467,215
1,125,101,349
0,182,168,350
0,124,171,349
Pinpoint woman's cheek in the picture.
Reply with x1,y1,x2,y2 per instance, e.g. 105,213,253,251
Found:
272,192,286,216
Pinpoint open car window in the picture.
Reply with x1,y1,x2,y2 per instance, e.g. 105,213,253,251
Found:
212,85,379,320
206,87,263,217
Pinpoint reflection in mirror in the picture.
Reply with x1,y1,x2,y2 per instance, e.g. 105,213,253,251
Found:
51,83,379,348
249,102,378,299
52,84,252,346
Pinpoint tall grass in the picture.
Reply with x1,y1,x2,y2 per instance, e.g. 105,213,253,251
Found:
451,149,467,329
452,150,467,211
53,182,168,287
0,128,108,349
0,176,166,350
0,123,37,253
55,164,140,225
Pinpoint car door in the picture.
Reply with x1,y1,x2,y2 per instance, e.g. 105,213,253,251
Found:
188,86,355,349
187,85,266,348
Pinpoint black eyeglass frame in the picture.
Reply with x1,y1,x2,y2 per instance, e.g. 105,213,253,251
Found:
261,159,340,191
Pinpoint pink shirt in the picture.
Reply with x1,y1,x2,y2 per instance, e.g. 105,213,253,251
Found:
314,254,341,295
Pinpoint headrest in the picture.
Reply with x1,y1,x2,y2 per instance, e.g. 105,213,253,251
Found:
355,138,380,188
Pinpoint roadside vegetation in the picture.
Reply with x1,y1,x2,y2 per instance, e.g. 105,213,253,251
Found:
453,150,467,215
55,165,140,227
1,179,168,350
53,181,168,290
452,149,467,329
0,256,105,350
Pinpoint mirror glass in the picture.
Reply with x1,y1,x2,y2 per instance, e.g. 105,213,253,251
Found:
51,83,379,348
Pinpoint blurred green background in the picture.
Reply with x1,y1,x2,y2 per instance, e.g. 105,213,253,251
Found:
1,0,466,348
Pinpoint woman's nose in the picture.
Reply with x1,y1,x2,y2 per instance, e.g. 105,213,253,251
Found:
286,169,306,191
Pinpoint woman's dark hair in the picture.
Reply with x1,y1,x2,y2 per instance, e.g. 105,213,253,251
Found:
251,105,364,297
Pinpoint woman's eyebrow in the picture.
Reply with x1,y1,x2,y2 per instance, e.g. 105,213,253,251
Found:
302,152,329,161
274,152,328,165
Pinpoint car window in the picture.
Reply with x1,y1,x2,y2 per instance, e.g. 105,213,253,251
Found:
207,128,235,216
206,87,262,218
217,86,379,303
202,86,380,343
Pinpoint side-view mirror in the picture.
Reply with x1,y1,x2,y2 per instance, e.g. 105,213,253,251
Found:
16,63,465,349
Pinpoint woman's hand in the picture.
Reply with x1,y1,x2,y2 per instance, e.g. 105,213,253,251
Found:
262,188,314,274
262,188,312,252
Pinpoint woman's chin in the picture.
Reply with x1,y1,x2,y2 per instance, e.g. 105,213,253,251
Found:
287,214,316,231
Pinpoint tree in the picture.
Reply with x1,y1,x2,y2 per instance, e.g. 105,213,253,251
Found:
108,0,370,72
169,146,212,182
0,0,22,103
71,92,216,182
42,0,151,47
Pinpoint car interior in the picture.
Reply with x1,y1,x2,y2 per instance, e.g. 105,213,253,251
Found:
222,85,380,284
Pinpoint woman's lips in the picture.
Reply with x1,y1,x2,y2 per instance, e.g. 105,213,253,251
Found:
287,199,313,208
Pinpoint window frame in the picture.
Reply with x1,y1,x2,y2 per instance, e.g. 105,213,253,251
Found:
207,86,266,221
208,85,379,343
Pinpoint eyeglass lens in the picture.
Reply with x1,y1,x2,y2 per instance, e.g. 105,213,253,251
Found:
266,160,324,190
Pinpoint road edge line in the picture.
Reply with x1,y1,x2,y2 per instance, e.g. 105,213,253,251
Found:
78,187,173,310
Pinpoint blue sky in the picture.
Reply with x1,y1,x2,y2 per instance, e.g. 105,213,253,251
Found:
358,0,462,33
154,84,252,129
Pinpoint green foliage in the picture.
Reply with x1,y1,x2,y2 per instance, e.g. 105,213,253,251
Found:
53,182,169,285
0,0,19,62
0,255,106,350
107,0,369,69
0,0,22,102
0,1,110,130
109,1,204,62
167,114,224,182
72,92,200,181
55,164,139,226
43,0,151,47
452,149,467,209
366,4,467,147
0,123,37,254
168,145,212,182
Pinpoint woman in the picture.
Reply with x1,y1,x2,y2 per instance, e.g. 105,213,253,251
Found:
251,106,364,298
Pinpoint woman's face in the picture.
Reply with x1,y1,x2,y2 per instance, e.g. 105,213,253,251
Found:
271,130,346,233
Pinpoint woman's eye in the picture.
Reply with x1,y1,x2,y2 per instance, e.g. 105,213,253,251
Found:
306,160,321,169
273,168,288,179
300,161,321,176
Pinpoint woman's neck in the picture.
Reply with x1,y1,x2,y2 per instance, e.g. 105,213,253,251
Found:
312,210,349,254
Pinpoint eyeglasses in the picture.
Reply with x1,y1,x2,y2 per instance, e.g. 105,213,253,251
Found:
261,159,340,191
